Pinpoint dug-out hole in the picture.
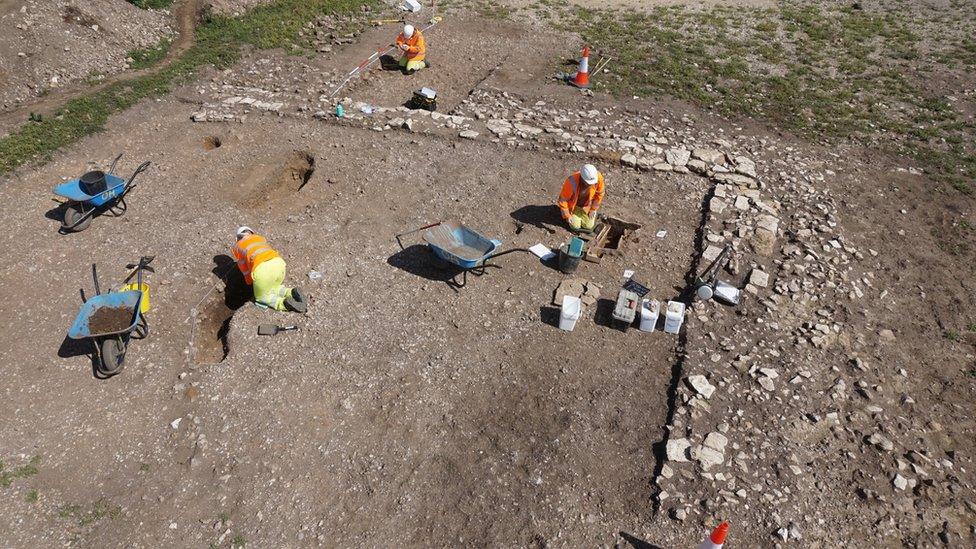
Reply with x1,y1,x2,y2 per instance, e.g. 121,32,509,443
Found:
193,257,251,364
194,300,233,364
234,150,315,206
203,135,222,150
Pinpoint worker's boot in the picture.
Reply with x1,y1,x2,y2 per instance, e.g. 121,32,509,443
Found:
284,288,308,313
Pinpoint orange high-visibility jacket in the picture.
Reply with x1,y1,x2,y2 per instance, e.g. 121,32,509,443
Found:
232,234,279,285
396,29,425,61
557,171,605,219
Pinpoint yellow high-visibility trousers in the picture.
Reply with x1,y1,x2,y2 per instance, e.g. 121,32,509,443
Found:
399,57,426,72
567,207,596,231
251,256,292,311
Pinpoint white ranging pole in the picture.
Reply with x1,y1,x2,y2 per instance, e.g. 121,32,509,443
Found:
325,17,443,101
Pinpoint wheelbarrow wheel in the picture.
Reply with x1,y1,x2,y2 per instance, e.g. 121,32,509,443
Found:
97,338,125,376
62,204,92,232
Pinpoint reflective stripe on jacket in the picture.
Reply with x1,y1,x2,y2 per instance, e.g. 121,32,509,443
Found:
557,171,605,219
396,30,425,61
232,234,279,285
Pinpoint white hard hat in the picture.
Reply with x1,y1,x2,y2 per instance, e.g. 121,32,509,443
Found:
236,226,253,238
403,24,415,38
581,164,599,185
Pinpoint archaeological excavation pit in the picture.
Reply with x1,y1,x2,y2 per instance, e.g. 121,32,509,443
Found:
192,299,233,364
202,135,222,150
229,149,315,206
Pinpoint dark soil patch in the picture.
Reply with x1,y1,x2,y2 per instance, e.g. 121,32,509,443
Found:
88,306,132,334
194,299,233,364
62,6,100,28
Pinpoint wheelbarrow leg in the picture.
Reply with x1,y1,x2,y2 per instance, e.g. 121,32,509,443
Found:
107,193,129,217
131,315,150,340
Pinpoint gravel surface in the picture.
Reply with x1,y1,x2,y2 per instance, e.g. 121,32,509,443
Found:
0,0,174,111
0,8,973,548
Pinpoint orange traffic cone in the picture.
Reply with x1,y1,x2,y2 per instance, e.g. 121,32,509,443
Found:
697,521,729,549
570,45,590,88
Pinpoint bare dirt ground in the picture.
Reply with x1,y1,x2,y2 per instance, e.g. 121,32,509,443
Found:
0,2,974,548
0,0,175,113
0,0,199,136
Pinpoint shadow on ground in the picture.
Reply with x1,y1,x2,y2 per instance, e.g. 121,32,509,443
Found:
213,254,250,309
620,531,664,549
511,204,561,234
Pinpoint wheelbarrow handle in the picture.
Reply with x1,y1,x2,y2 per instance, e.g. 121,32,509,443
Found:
125,161,151,189
115,161,152,197
394,221,442,250
107,153,123,175
92,263,101,296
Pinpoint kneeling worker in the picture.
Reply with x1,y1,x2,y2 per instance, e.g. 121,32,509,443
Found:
396,24,426,74
233,227,307,313
557,164,605,231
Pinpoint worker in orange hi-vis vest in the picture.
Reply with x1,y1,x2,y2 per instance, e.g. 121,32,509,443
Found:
232,227,307,313
395,24,428,74
557,164,605,231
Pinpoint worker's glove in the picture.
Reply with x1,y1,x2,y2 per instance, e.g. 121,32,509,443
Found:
587,211,597,222
399,44,409,51
568,217,582,230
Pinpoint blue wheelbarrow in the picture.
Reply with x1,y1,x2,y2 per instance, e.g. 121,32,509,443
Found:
395,220,528,289
67,257,154,377
53,153,151,233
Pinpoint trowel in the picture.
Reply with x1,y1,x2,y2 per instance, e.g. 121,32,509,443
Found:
257,325,299,336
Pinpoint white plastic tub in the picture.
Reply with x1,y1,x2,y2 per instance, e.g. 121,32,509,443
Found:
559,295,582,331
639,299,661,332
663,300,685,334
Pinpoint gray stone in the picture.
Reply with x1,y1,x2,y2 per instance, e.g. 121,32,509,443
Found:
692,444,724,469
709,197,726,215
686,375,716,399
665,148,691,166
734,156,757,178
486,119,511,136
868,432,894,452
666,438,691,462
734,195,751,210
702,245,723,262
459,130,479,139
620,153,638,167
713,172,757,187
757,214,779,234
702,432,728,453
692,148,723,164
749,269,769,288
687,159,708,174
513,122,543,135
892,473,908,491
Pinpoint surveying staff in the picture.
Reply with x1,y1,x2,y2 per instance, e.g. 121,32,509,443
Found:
557,164,605,231
396,24,426,74
232,227,306,312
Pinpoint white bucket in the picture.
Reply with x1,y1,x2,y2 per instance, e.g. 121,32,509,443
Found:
663,300,685,334
639,299,661,332
559,295,582,331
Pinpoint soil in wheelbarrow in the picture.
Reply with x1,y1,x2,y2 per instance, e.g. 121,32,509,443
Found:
87,306,133,334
